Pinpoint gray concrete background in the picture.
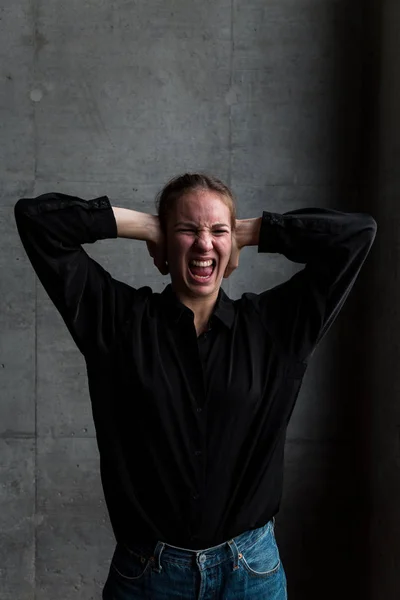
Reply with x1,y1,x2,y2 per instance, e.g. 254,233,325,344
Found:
0,0,395,598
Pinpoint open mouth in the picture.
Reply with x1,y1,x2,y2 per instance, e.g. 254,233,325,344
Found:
188,259,216,283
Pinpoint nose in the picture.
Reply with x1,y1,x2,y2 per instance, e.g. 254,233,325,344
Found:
194,231,213,252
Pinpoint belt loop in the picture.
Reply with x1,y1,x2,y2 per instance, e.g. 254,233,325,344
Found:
152,541,165,573
227,539,241,571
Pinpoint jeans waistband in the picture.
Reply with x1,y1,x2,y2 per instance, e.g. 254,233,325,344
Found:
123,520,273,572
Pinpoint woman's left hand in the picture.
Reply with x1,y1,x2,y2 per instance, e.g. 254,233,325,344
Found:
223,229,242,278
223,217,262,278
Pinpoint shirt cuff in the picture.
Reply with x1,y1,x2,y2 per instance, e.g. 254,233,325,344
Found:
87,196,118,241
257,211,284,254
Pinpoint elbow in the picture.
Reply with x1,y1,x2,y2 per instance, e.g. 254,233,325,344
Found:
14,197,28,225
367,214,377,240
14,197,33,220
366,214,377,231
358,213,377,242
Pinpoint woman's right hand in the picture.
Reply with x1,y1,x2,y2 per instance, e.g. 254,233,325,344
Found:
146,222,169,275
112,207,169,275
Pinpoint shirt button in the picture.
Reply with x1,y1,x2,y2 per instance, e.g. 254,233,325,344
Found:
193,493,200,500
196,407,202,413
194,450,202,456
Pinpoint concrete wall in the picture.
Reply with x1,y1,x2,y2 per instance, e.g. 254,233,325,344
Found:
0,1,393,598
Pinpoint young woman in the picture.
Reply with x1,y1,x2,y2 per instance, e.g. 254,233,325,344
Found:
14,173,377,599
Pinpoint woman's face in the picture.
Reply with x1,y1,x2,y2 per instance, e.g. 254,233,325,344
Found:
166,188,233,300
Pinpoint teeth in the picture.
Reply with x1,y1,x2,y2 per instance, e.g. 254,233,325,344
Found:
190,259,214,267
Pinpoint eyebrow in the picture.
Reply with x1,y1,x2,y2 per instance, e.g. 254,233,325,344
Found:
174,221,230,229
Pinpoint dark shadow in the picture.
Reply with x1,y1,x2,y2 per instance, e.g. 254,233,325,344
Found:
277,1,383,598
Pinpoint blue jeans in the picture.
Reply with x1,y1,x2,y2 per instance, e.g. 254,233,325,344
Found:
102,519,287,599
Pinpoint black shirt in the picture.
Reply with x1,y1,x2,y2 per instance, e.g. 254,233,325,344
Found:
14,194,377,550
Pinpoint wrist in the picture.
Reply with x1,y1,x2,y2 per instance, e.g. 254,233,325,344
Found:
146,214,162,244
235,217,262,248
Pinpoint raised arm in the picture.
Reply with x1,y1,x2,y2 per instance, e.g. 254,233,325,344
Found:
14,193,161,357
239,207,377,361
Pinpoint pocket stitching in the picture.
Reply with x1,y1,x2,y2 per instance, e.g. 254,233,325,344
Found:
241,556,281,578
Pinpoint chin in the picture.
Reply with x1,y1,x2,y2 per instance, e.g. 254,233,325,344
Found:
188,278,222,296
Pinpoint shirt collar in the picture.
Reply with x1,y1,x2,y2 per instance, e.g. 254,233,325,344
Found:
161,284,235,330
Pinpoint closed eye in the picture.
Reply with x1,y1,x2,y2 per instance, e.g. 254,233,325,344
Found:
176,228,228,234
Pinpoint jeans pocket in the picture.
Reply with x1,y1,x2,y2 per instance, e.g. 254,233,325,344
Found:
110,543,153,581
240,521,281,578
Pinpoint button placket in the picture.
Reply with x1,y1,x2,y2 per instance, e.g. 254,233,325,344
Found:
180,318,206,413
